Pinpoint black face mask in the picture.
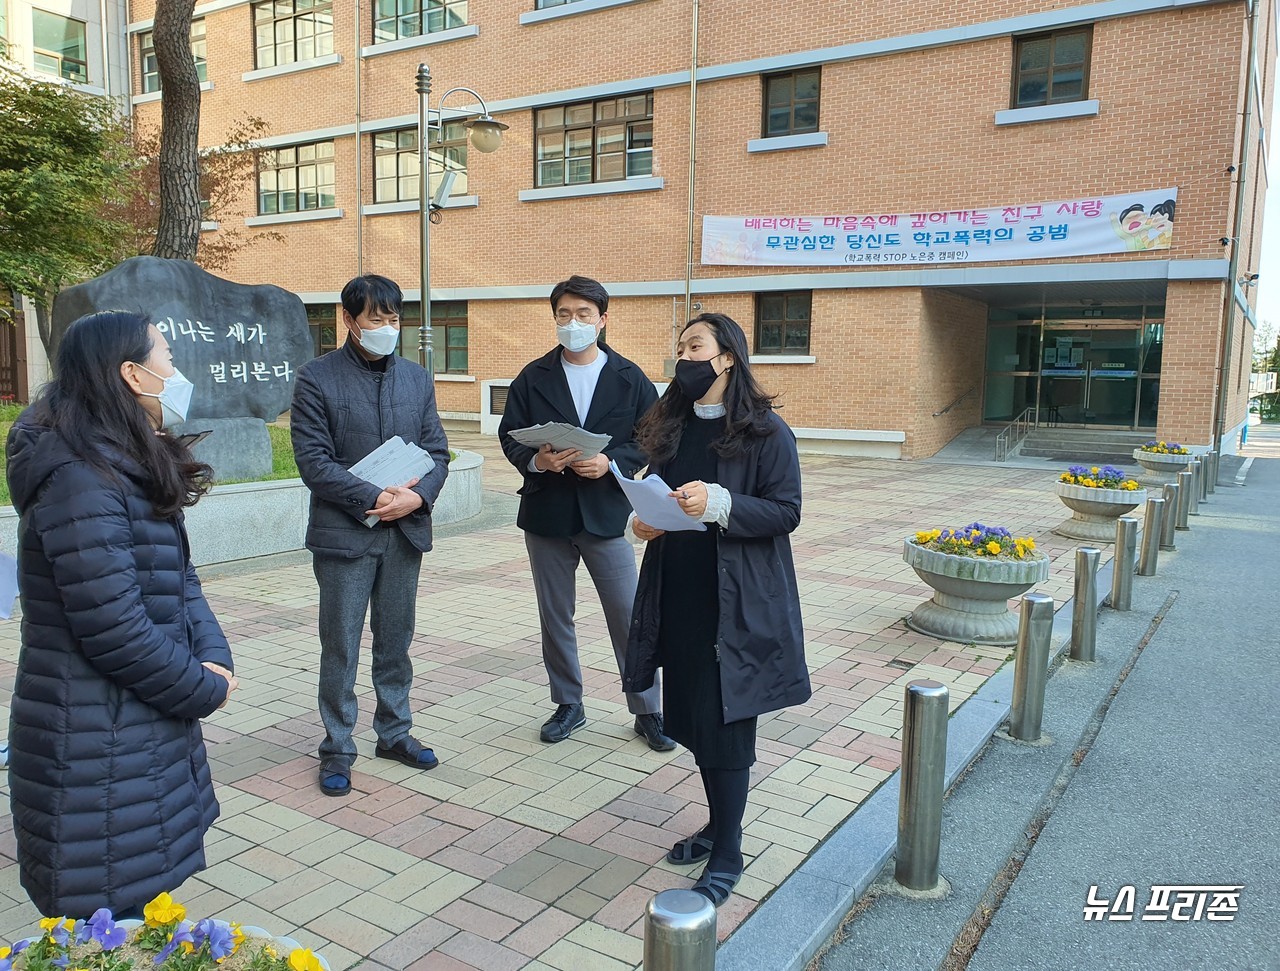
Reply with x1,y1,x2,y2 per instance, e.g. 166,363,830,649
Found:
674,356,724,401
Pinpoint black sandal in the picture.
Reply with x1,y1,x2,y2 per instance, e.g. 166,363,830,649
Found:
666,832,714,866
692,868,742,907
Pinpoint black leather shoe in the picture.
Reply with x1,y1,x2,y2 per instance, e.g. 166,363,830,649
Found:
540,703,586,743
634,712,676,752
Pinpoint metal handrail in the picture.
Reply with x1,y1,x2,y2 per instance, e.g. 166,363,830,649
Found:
994,407,1034,461
932,386,976,417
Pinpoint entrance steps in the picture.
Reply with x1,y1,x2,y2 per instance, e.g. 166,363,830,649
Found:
1018,428,1151,466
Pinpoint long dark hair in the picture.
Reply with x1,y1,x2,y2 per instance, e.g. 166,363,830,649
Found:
31,311,212,517
636,312,777,463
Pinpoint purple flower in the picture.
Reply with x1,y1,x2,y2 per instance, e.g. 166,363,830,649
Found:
1068,465,1089,476
194,919,236,961
155,926,194,964
87,909,126,950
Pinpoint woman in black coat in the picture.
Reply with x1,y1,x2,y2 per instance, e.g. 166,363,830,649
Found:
5,311,238,919
623,312,810,907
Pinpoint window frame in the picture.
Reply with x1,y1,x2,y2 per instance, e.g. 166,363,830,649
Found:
1011,27,1092,109
534,0,579,7
533,92,654,189
31,10,89,85
761,68,821,139
401,301,468,373
139,20,208,94
256,140,337,216
373,0,468,43
372,124,469,204
754,291,812,356
252,0,334,70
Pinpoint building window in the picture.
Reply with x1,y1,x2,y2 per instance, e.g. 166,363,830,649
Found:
139,20,208,94
257,142,336,215
755,291,811,355
31,10,88,84
252,0,333,69
373,124,468,203
1012,28,1090,108
402,301,468,372
373,0,467,42
535,0,580,7
762,69,820,138
535,93,653,188
306,304,338,358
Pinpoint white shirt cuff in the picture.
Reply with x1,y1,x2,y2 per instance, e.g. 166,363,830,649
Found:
528,454,545,473
702,482,732,529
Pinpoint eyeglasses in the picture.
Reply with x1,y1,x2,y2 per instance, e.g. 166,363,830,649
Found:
554,310,601,324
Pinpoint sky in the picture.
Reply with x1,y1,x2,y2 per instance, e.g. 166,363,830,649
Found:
1253,124,1280,347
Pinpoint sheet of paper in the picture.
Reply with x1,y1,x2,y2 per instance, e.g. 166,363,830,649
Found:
349,436,436,527
609,461,706,532
0,552,17,620
507,422,612,460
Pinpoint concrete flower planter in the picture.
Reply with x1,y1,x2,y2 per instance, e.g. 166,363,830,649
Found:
1131,448,1192,488
903,539,1051,646
0,449,484,568
1052,481,1146,543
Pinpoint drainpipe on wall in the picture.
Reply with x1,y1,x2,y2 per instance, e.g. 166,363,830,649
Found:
680,0,700,354
1213,0,1259,455
99,0,110,98
354,1,363,277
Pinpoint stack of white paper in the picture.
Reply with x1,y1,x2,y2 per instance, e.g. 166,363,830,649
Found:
507,422,612,460
608,461,706,532
349,436,436,527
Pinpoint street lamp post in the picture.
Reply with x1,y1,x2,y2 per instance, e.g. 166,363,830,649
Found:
415,63,508,376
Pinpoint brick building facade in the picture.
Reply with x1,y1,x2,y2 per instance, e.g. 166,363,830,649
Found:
119,0,1274,458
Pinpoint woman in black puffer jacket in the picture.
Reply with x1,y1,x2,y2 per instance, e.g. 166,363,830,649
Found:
5,311,238,919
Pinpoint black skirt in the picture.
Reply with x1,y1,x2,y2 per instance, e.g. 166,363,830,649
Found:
657,414,757,770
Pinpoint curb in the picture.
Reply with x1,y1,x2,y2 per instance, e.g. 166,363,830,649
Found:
718,557,1115,971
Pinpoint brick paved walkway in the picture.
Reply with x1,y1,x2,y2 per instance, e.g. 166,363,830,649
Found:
0,439,1092,970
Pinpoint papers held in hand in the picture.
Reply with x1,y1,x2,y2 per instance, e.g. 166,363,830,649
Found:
608,461,706,532
349,435,436,527
506,422,612,460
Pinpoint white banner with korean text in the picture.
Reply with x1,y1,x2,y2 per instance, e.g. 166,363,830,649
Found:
700,189,1178,267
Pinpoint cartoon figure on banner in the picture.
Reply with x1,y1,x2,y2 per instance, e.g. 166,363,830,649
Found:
1110,199,1175,250
707,231,762,265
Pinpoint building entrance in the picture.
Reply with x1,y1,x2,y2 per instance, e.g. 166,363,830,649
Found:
983,309,1163,429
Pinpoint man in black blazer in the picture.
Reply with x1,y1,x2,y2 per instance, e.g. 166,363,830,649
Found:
499,276,673,750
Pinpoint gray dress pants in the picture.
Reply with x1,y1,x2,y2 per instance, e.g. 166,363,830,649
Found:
525,530,661,715
314,526,422,770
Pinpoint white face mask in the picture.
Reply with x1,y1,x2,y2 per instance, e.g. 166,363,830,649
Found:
354,323,400,358
137,364,194,428
556,321,598,353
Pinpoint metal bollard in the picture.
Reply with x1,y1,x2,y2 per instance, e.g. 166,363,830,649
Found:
1110,517,1137,611
1160,483,1178,551
895,679,949,891
1010,593,1054,741
643,889,716,971
1070,548,1100,662
1205,451,1218,495
1197,455,1209,503
1138,496,1163,576
1175,469,1193,530
1188,460,1201,515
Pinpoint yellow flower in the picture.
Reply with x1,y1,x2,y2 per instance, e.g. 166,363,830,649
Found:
0,947,10,960
38,916,73,934
985,540,1002,555
1091,466,1100,474
264,945,278,959
289,948,324,971
144,892,186,928
915,530,934,545
231,923,245,952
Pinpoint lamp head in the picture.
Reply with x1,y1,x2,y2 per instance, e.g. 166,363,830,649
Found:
466,114,509,153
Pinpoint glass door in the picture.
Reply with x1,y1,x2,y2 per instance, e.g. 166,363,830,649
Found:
1041,324,1141,426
